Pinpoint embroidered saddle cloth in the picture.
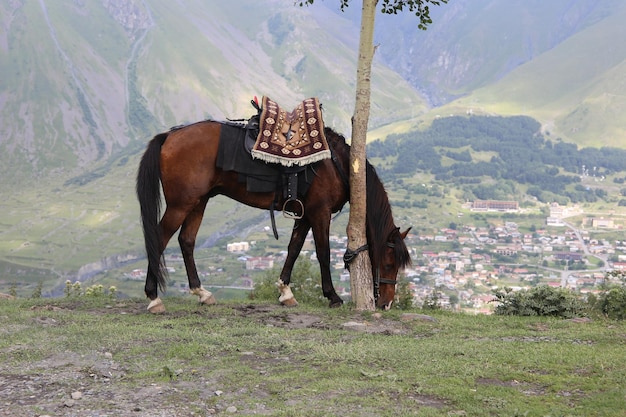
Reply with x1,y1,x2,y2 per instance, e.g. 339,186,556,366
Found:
251,96,331,167
216,122,315,195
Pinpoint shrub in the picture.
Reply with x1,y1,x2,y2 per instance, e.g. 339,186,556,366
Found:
31,282,43,299
64,280,83,297
422,290,443,311
84,284,105,297
492,285,585,318
588,286,626,320
394,278,414,310
63,281,117,299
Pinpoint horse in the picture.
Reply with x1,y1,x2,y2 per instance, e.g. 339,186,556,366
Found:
136,118,411,313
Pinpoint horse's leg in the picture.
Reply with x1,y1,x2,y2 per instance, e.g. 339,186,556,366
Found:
278,219,312,306
310,214,343,308
146,207,188,313
145,266,164,313
178,195,216,306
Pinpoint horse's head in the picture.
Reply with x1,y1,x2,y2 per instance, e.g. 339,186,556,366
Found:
375,227,412,310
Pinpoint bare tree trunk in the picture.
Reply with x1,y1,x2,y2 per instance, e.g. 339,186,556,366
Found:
347,0,377,311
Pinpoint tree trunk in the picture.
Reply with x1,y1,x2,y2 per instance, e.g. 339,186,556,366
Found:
347,0,377,311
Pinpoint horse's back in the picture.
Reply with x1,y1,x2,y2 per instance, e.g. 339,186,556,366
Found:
161,120,220,160
160,121,222,201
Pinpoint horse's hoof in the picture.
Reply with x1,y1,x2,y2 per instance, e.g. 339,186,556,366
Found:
277,280,297,306
191,287,216,305
200,294,217,306
147,297,165,314
329,299,344,308
281,297,299,307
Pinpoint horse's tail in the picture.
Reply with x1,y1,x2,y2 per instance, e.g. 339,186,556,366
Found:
136,132,169,292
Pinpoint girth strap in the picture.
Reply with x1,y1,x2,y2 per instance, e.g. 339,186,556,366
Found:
269,198,279,240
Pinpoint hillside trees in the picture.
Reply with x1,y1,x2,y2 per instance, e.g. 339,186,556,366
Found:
368,114,626,204
299,0,447,310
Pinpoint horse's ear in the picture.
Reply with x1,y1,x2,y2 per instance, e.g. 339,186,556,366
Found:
400,227,412,240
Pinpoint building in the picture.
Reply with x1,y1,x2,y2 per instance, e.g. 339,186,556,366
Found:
495,246,518,256
591,218,615,229
549,203,582,219
227,241,250,252
546,217,565,227
471,200,519,212
245,256,274,270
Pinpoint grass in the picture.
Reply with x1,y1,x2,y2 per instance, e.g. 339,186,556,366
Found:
1,296,625,416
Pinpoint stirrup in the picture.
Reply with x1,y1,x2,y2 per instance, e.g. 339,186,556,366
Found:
283,199,304,220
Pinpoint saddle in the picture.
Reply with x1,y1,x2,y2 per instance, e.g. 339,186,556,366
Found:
217,96,331,238
251,96,330,166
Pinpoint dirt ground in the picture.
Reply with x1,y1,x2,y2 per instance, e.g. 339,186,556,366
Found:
0,302,436,416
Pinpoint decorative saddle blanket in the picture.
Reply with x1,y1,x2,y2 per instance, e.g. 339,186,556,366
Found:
251,96,331,167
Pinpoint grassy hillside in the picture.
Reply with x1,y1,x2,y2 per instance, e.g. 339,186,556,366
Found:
0,147,312,297
0,0,426,296
1,297,625,416
436,3,626,148
0,0,427,189
368,0,626,148
136,0,427,131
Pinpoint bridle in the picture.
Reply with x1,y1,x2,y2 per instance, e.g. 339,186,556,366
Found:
343,242,397,301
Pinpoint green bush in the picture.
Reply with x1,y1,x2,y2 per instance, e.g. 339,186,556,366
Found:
422,290,443,311
31,282,43,299
588,286,626,320
492,285,586,318
394,278,414,310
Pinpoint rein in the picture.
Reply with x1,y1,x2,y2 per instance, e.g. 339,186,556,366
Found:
343,242,397,301
343,244,369,269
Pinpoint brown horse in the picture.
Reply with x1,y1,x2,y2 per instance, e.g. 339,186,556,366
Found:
136,120,411,312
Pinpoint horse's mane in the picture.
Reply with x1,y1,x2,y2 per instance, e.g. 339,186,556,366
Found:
323,127,411,271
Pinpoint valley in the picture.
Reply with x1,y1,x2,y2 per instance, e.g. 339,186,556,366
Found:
2,0,626,309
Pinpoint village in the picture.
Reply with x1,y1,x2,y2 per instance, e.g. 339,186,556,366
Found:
125,202,626,313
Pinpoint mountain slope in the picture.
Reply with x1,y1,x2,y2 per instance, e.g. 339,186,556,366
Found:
373,0,624,103
3,0,626,186
0,0,428,187
0,0,427,294
362,0,626,147
439,2,626,148
0,0,140,183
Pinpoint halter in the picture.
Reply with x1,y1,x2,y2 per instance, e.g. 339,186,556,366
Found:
343,242,397,301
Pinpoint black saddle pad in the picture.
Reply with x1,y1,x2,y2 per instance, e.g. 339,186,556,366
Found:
216,123,281,193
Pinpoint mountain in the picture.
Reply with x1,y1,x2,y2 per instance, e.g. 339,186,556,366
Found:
2,0,626,295
370,0,626,147
441,2,626,149
4,0,626,186
0,0,426,187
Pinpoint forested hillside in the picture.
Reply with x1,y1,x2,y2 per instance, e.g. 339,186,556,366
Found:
369,115,626,204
